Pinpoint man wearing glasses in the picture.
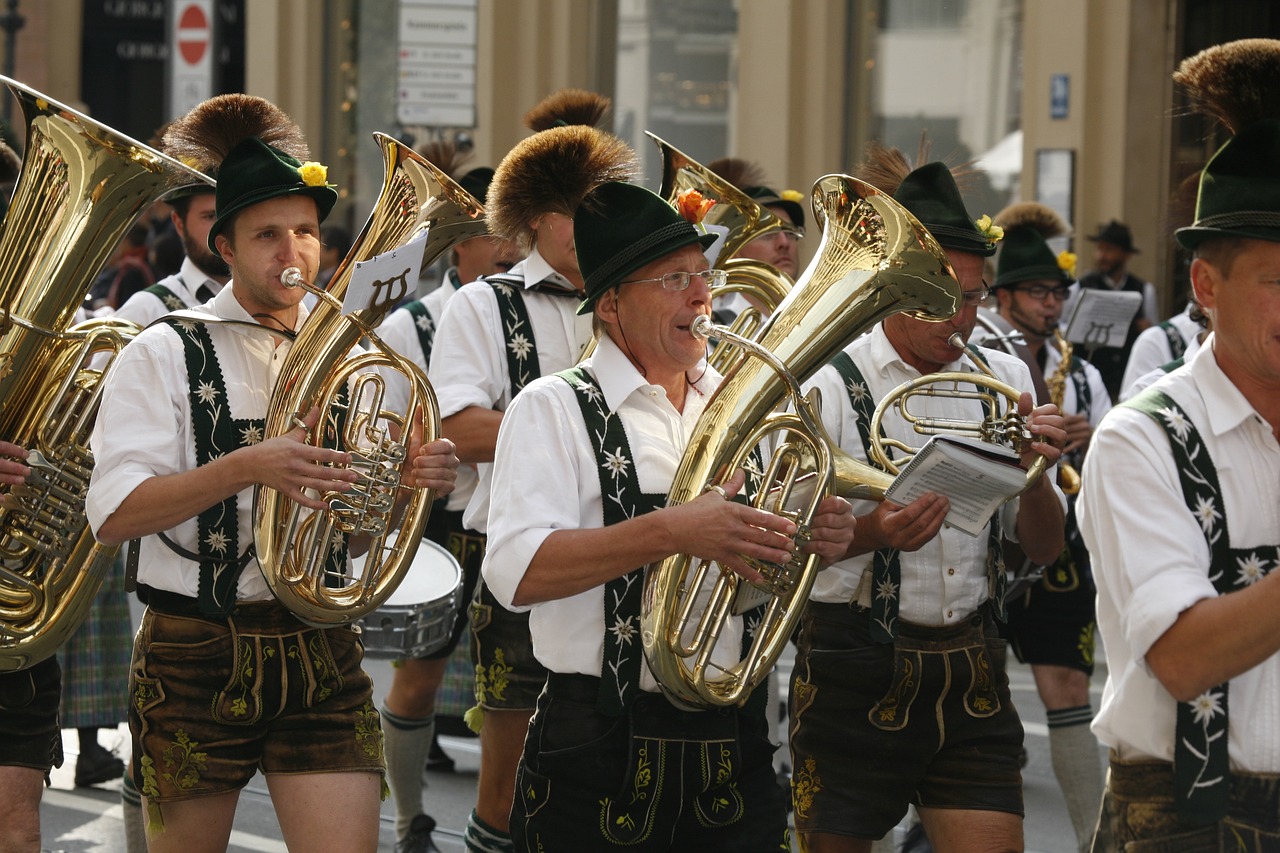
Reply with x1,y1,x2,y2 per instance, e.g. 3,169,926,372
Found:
989,202,1111,853
788,158,1067,852
481,181,853,850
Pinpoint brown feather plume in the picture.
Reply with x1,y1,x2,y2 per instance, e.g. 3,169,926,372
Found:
487,126,638,249
415,138,473,179
0,140,21,184
1174,39,1280,134
993,201,1067,239
707,157,768,190
524,89,611,132
856,133,979,194
161,94,308,176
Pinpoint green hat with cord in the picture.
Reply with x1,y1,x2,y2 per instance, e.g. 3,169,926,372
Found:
574,181,717,315
893,162,997,257
207,137,337,252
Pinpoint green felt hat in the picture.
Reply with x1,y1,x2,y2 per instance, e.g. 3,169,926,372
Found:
893,162,997,257
574,182,717,315
207,137,337,252
1176,119,1280,250
994,226,1073,288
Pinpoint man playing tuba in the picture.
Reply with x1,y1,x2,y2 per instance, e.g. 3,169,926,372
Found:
481,181,852,851
788,153,1066,853
86,96,458,853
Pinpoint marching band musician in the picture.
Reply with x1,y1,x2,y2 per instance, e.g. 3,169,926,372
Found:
987,203,1111,853
788,152,1067,853
0,439,62,853
375,140,521,853
481,181,853,851
85,96,458,853
1078,39,1280,848
707,156,806,281
423,89,636,853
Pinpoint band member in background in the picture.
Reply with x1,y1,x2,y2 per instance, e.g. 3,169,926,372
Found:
425,89,636,853
86,95,457,853
1077,219,1156,401
790,149,1066,853
707,156,806,280
989,203,1110,853
482,180,853,851
1079,39,1280,848
0,441,62,853
376,140,521,853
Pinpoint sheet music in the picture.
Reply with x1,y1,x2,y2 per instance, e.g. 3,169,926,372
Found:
884,436,1025,537
344,228,432,315
1063,288,1142,348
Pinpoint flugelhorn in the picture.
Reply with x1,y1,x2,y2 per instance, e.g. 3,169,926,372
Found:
0,77,213,671
253,132,486,628
642,174,962,709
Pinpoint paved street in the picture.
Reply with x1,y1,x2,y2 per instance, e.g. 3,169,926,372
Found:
36,642,1108,852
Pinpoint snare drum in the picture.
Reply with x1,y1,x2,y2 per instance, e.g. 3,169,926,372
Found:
354,538,462,659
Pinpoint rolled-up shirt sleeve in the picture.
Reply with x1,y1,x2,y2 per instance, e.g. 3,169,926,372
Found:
481,377,596,611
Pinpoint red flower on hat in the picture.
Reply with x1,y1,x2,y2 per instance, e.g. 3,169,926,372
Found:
676,188,715,225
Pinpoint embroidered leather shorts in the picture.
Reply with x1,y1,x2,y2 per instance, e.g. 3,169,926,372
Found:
1002,554,1097,673
0,655,64,773
789,602,1024,840
1094,754,1280,852
128,601,384,803
511,673,789,851
469,580,548,711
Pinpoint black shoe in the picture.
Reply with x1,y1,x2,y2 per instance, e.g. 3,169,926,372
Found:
396,814,442,853
425,733,455,773
75,744,124,787
901,819,934,853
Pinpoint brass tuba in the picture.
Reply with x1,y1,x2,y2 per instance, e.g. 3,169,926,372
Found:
0,78,213,671
642,174,962,709
253,132,486,628
647,132,793,372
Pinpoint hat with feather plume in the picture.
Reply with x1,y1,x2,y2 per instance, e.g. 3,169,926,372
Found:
163,94,337,251
1174,39,1280,249
992,202,1073,288
486,89,639,252
856,138,996,257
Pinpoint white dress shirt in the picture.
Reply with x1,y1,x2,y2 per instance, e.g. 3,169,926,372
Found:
427,246,594,533
802,324,1062,626
1079,340,1280,772
377,269,476,512
113,257,225,328
482,335,740,690
1119,306,1204,402
88,286,307,602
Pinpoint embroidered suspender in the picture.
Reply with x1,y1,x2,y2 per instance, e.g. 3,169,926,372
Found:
401,300,437,363
1158,320,1188,361
829,350,1006,642
144,283,186,312
161,318,267,616
1124,388,1279,824
486,275,542,399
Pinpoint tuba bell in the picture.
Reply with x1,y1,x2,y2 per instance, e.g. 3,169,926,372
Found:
642,174,962,709
253,132,487,628
0,77,213,671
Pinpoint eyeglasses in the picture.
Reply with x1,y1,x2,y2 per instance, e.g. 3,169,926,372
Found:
960,284,991,307
620,269,729,291
1015,284,1072,302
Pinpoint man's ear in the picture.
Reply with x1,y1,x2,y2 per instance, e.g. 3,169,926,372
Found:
1189,257,1219,313
595,287,619,324
214,232,233,265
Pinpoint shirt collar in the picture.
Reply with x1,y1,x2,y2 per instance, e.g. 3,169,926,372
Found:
869,322,975,379
214,281,310,332
1191,334,1266,437
586,334,719,413
511,246,577,294
179,257,224,298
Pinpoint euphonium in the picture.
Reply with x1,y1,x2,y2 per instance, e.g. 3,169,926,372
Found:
642,174,962,709
0,78,212,672
253,132,486,628
647,132,794,372
1046,330,1081,494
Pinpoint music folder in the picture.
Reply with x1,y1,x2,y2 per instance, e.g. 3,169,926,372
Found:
1062,288,1142,349
884,435,1026,537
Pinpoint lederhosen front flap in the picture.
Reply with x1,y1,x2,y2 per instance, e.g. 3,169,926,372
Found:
829,349,1006,643
1124,387,1279,824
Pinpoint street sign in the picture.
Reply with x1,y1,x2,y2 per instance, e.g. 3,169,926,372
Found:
168,0,215,118
397,0,478,127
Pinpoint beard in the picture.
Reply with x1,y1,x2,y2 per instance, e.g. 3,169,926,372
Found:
182,230,230,280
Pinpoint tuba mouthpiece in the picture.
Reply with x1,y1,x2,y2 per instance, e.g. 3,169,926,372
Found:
947,332,965,349
281,267,306,288
691,314,715,340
